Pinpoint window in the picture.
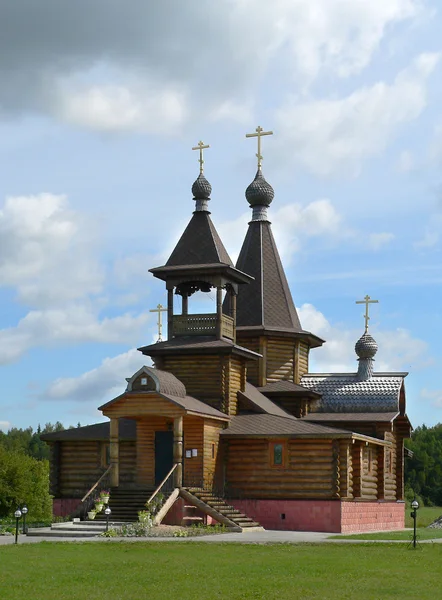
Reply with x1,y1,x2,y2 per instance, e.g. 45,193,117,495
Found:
269,441,286,468
141,377,148,385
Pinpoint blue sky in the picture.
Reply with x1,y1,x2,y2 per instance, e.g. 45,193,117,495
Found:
0,0,441,432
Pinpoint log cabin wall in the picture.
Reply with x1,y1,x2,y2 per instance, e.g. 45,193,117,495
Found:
203,419,225,489
183,415,204,487
226,356,246,416
361,445,378,500
338,440,353,499
48,442,60,496
235,335,260,386
158,355,223,410
58,441,101,497
266,337,295,383
296,341,309,382
119,441,136,485
225,438,336,499
136,417,170,485
104,394,183,419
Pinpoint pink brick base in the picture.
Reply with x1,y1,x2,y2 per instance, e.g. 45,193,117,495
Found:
53,498,82,518
162,497,219,526
230,499,405,533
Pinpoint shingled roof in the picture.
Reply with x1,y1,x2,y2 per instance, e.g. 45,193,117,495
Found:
139,336,261,360
258,380,322,398
238,382,296,418
40,419,137,442
300,373,407,413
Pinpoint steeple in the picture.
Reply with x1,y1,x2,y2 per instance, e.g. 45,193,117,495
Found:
354,295,379,381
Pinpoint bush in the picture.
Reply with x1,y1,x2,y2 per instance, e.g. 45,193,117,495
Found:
0,447,52,521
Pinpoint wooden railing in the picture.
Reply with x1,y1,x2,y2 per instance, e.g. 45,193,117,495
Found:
81,465,112,503
79,465,112,520
146,463,178,506
173,313,234,340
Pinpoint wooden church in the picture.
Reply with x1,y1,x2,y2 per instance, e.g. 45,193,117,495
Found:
42,130,412,533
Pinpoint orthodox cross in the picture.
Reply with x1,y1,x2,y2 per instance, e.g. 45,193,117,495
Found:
356,295,379,333
245,125,273,169
149,303,167,342
192,140,210,174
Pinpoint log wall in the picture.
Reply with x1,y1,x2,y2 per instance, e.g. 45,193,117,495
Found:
103,394,184,419
225,438,336,499
236,336,260,386
203,420,225,489
297,341,309,382
266,337,295,383
183,416,204,487
136,417,170,485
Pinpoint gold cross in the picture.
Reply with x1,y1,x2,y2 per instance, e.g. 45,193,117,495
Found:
355,295,379,333
149,303,168,342
246,125,273,169
192,140,210,174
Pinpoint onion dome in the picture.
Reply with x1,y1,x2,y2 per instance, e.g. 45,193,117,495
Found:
355,332,378,359
192,173,212,200
245,169,275,207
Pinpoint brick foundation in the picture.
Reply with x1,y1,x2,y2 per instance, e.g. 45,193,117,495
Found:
53,498,82,518
230,499,405,533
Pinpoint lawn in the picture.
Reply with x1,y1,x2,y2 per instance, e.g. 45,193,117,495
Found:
1,542,442,600
404,505,442,528
333,528,442,541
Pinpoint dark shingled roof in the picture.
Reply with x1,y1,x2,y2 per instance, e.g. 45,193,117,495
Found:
221,414,352,437
126,366,186,397
238,383,296,418
234,221,302,332
40,419,136,442
165,211,233,268
301,373,407,413
302,412,399,423
139,336,261,360
258,380,322,398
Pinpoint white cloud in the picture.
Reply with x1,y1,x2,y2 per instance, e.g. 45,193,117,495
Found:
396,150,415,172
369,232,395,250
0,307,149,365
0,421,11,432
0,193,103,307
44,349,148,403
414,230,439,248
275,52,440,176
298,303,429,373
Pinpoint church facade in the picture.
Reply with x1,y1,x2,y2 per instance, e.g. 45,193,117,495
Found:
42,132,412,533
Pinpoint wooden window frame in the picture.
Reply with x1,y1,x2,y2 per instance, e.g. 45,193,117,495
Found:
269,440,287,469
364,446,374,475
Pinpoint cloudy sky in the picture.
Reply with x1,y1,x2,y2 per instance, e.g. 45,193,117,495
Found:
1,0,441,433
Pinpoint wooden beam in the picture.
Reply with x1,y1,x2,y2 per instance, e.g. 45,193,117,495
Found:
173,416,183,487
109,417,119,488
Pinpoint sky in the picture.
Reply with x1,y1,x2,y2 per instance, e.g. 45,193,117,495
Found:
0,0,441,433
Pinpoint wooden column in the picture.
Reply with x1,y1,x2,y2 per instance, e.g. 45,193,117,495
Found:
231,292,237,343
110,417,119,488
258,336,267,386
216,287,223,339
173,416,183,488
182,294,188,315
351,440,362,498
167,288,174,340
377,445,385,500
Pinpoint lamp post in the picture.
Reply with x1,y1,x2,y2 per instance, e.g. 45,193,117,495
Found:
411,499,419,549
14,509,22,544
21,505,28,535
105,506,111,532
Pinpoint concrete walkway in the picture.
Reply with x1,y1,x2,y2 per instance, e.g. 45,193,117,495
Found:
1,529,440,545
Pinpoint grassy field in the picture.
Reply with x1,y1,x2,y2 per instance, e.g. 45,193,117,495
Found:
404,505,442,528
333,527,442,540
1,542,442,600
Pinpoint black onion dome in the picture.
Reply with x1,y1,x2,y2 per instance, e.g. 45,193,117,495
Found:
355,332,378,359
245,169,275,207
192,173,212,199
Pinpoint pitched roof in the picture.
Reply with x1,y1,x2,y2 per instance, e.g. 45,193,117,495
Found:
98,391,229,420
238,382,296,418
165,211,233,268
40,418,137,442
258,380,322,398
126,366,186,397
234,221,302,332
220,414,352,437
300,373,407,413
139,336,261,360
302,412,399,422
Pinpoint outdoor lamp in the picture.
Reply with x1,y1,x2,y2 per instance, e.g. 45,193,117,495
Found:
411,499,419,510
21,505,28,535
105,506,111,532
14,509,22,544
411,498,419,549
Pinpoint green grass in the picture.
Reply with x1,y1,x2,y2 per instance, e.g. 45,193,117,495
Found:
1,542,442,599
332,528,442,541
405,506,442,528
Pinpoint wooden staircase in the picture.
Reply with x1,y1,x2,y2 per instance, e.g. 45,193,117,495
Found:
184,488,263,531
95,486,155,522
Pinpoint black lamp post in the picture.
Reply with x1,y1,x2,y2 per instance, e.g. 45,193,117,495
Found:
105,506,111,532
21,505,28,535
14,509,22,544
411,499,419,548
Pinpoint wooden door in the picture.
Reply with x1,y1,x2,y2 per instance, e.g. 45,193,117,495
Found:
154,431,174,486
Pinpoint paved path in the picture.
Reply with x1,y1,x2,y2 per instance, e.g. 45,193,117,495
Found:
1,530,440,545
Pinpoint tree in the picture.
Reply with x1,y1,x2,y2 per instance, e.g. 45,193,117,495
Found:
405,423,442,506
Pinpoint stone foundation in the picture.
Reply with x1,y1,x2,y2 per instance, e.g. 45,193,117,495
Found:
230,499,405,533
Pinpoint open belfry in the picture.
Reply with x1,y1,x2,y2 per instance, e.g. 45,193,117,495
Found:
42,128,412,533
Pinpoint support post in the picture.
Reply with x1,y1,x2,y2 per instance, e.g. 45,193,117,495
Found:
173,416,183,488
167,288,174,340
231,292,237,343
352,440,362,498
109,418,119,488
377,446,385,500
182,294,188,316
216,286,223,339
